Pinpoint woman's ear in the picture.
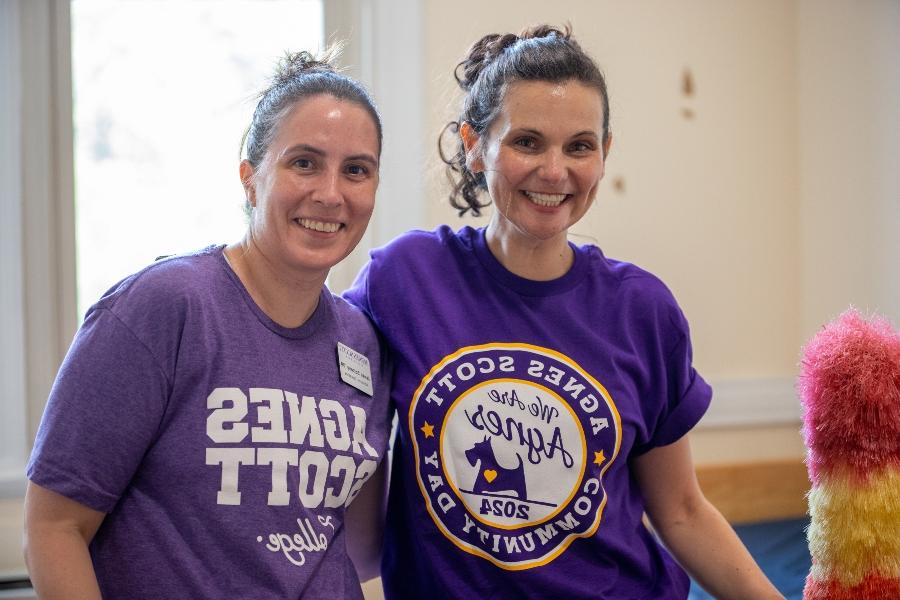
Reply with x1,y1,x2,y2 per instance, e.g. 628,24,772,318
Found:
239,160,256,207
460,121,484,173
603,132,613,160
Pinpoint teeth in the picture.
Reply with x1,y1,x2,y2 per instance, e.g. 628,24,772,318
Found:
524,191,567,207
297,218,340,233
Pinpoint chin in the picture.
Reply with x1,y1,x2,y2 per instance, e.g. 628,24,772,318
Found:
519,222,570,241
285,252,342,277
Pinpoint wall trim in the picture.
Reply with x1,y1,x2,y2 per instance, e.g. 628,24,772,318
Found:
699,377,801,428
695,459,809,523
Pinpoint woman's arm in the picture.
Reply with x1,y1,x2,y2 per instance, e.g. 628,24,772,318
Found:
23,482,105,600
345,460,388,582
633,436,784,600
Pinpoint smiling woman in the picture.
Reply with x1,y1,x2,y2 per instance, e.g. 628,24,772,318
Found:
228,68,382,326
24,49,393,600
342,24,785,600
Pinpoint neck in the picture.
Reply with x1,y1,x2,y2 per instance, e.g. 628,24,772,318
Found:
224,237,325,328
485,218,574,281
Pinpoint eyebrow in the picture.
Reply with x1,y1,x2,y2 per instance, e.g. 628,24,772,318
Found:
282,144,379,166
283,143,325,158
510,128,599,139
346,153,380,167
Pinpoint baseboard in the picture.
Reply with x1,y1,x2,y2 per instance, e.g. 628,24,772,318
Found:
695,459,810,524
700,377,801,428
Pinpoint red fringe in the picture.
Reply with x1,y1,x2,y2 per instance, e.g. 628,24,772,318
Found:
805,573,900,600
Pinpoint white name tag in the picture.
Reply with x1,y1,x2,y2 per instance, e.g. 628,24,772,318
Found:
337,342,374,397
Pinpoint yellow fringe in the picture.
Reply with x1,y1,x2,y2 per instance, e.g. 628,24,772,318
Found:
807,466,900,585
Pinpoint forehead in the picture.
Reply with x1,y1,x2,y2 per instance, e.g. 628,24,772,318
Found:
270,94,380,156
493,79,605,135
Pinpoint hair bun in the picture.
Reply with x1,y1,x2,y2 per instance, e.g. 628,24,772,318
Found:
454,25,572,91
454,32,518,91
273,48,338,86
519,24,571,42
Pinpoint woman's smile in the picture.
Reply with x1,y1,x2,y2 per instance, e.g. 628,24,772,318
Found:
522,190,570,207
294,217,343,234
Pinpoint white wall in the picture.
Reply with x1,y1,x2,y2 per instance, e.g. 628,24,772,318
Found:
426,0,802,379
798,0,900,338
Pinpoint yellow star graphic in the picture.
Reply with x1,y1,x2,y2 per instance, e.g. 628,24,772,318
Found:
420,421,435,439
593,450,606,465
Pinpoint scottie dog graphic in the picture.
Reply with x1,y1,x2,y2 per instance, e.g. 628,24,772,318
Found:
465,436,527,500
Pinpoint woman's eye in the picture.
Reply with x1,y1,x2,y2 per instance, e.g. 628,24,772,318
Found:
293,158,314,169
513,137,537,149
346,164,369,177
569,141,595,153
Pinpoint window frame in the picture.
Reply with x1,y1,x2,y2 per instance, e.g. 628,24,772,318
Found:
0,0,77,498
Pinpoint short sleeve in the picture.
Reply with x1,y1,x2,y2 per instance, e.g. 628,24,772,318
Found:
633,304,712,455
647,332,712,449
26,307,170,512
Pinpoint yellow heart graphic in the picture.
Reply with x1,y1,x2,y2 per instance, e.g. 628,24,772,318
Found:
483,469,498,483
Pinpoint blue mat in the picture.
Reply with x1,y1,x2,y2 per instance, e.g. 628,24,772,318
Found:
688,517,811,599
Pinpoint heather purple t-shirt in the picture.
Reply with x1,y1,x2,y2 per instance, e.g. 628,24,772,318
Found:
344,226,711,600
28,245,391,599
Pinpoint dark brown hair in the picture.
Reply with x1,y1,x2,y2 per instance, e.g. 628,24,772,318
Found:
440,25,611,216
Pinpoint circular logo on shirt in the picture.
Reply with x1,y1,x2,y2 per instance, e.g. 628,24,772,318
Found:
410,343,621,570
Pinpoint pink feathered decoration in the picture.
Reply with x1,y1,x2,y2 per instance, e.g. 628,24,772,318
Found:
799,309,900,484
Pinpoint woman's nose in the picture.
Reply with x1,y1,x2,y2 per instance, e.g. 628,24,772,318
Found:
537,150,566,185
313,170,343,207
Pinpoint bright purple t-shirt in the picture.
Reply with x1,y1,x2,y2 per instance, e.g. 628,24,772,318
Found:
344,226,711,599
28,245,391,599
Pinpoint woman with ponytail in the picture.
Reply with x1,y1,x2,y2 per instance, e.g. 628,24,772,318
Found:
345,25,781,599
24,50,392,599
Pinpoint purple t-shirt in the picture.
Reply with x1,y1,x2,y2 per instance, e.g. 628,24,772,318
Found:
344,226,711,600
28,245,392,599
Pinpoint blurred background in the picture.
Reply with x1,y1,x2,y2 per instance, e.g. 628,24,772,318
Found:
1,0,897,598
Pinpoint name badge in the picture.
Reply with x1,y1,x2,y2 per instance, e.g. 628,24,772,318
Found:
337,342,374,397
